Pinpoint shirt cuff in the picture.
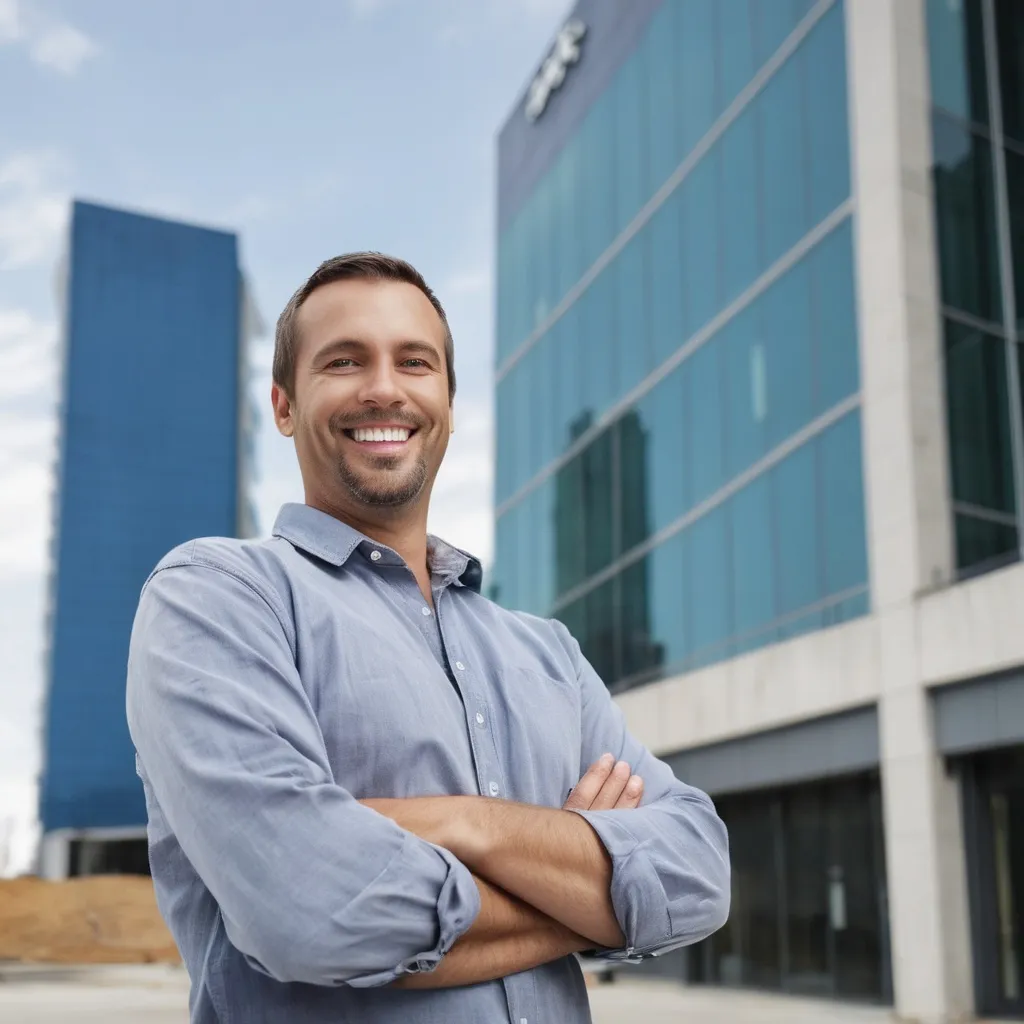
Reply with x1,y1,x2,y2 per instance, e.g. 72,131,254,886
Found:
344,838,481,988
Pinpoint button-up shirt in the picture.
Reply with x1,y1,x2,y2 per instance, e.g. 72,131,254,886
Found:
126,503,730,1024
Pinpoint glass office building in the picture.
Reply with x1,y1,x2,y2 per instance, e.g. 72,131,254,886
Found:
38,200,255,878
497,1,1024,1018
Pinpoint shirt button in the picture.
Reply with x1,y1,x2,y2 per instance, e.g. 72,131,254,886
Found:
455,661,466,671
421,606,432,616
370,550,381,562
488,781,499,797
475,712,485,726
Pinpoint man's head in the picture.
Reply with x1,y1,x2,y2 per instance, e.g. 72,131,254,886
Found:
271,253,456,520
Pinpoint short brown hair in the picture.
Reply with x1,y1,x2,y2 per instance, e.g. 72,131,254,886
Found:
273,252,456,402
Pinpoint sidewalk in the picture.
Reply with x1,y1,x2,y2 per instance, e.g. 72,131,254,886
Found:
0,965,902,1024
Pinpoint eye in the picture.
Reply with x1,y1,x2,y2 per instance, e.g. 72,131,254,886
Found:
401,358,429,368
326,357,356,369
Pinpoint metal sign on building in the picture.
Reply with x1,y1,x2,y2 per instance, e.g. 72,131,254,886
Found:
525,18,586,122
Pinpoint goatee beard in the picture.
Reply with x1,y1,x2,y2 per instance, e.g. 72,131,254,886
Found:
335,451,429,507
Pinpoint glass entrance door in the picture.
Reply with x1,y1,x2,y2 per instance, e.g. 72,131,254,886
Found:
967,745,1024,1018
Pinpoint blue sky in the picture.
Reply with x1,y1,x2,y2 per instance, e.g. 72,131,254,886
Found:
0,0,569,872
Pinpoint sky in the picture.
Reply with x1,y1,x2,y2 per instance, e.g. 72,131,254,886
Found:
0,0,570,873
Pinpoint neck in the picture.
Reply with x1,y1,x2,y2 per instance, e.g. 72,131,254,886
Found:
305,492,433,601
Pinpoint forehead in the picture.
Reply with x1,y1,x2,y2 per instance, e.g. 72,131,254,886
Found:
294,277,446,361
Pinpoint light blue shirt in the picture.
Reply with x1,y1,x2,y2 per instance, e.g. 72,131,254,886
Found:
126,502,730,1024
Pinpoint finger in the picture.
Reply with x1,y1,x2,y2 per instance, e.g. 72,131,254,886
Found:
563,753,615,809
590,760,632,810
614,775,644,809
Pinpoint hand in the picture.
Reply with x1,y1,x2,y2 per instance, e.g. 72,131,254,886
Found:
563,753,643,811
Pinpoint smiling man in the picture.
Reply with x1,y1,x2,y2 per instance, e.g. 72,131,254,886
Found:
126,254,730,1024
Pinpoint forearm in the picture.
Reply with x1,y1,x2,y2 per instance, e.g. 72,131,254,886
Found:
394,874,589,989
364,797,625,950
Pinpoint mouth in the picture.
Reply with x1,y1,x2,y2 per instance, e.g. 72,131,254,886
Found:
341,424,418,453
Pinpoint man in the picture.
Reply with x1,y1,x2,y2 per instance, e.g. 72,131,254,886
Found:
126,253,730,1023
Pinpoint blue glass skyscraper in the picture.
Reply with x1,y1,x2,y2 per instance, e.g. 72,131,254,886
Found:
39,200,255,877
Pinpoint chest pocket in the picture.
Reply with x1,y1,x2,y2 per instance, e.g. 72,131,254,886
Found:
485,666,581,809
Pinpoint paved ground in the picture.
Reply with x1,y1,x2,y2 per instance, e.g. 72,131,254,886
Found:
0,964,901,1024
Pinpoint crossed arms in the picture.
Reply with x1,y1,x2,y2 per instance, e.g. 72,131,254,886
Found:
126,561,731,989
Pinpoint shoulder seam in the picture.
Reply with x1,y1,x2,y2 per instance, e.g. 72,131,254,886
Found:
143,551,297,656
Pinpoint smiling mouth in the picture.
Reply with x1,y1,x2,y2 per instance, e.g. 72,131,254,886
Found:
342,426,416,444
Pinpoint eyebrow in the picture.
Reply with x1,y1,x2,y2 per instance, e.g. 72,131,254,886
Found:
311,338,442,364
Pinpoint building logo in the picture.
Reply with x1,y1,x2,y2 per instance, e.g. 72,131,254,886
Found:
525,19,586,122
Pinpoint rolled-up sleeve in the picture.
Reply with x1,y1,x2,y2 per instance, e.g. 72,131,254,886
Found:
126,554,480,987
556,625,731,961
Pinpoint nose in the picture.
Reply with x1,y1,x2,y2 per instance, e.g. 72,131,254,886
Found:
357,359,405,408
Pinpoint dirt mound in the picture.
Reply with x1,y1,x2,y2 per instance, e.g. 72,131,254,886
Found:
0,876,180,964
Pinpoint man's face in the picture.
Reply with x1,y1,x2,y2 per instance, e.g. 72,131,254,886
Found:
272,278,452,516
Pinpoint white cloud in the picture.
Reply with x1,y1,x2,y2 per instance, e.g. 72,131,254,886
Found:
0,0,97,76
0,150,68,270
29,20,96,75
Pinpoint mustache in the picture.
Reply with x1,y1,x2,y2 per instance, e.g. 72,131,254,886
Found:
328,410,425,434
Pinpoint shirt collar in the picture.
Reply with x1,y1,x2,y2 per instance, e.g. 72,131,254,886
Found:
271,503,483,593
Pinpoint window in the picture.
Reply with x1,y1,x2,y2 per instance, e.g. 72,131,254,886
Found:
803,3,852,225
932,114,1003,323
718,0,755,112
945,320,1016,515
772,442,820,615
721,108,760,304
614,232,650,399
582,429,616,577
681,149,722,337
730,475,775,638
618,408,653,555
584,578,618,686
687,507,731,663
926,0,989,126
579,268,617,419
677,0,718,158
753,0,802,69
614,53,646,237
995,0,1024,145
819,412,869,596
554,451,586,597
578,93,617,272
554,303,584,458
551,138,581,302
724,304,766,478
648,191,687,368
528,335,557,482
620,554,666,685
494,508,518,610
644,3,679,197
522,481,556,616
762,257,814,449
688,338,726,505
759,54,808,268
1003,148,1024,332
813,219,859,411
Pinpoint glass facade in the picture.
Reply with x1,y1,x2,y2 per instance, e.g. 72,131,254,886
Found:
494,0,868,691
688,772,891,1003
927,0,1024,575
40,201,247,833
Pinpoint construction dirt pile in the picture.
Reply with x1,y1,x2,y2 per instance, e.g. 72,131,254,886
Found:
0,876,180,964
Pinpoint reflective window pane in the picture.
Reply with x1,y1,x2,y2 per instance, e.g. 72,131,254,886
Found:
648,191,686,367
614,53,646,237
615,232,650,399
554,452,586,597
1004,148,1024,332
681,149,722,336
493,509,518,609
584,577,618,686
753,0,801,68
931,114,1002,322
927,0,989,126
718,0,755,111
582,428,615,577
644,3,679,196
579,93,617,271
687,507,731,663
773,442,820,615
730,475,775,638
579,269,617,419
721,108,759,304
677,0,718,158
759,54,808,267
688,338,726,505
723,305,766,478
956,513,1019,574
995,0,1024,145
762,257,814,449
803,3,851,225
555,303,584,457
650,532,688,672
813,219,860,412
945,319,1016,514
620,550,673,685
819,411,869,596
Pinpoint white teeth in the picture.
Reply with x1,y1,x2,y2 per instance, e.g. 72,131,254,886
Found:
352,427,410,443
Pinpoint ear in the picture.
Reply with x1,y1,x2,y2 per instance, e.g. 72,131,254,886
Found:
271,382,295,437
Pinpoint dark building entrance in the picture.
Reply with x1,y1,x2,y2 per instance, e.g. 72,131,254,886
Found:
962,744,1024,1019
687,771,892,1003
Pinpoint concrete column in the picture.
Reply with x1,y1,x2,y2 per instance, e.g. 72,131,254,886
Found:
846,0,973,1020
